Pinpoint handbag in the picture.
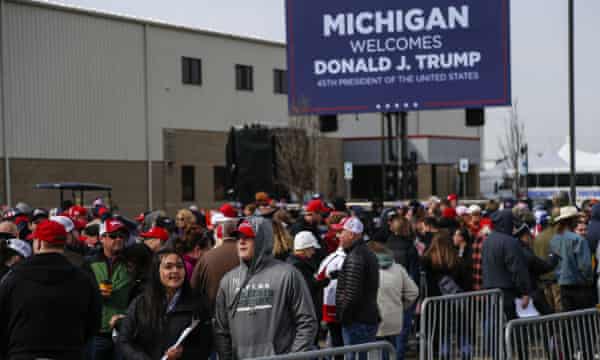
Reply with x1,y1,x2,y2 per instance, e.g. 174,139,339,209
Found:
438,275,463,295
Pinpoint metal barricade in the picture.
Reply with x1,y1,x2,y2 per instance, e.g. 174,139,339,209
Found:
505,307,600,360
249,341,396,360
419,289,505,360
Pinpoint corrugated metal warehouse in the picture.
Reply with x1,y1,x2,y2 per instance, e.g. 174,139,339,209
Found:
0,0,483,215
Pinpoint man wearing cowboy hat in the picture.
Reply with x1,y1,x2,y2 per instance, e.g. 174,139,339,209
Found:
550,206,594,311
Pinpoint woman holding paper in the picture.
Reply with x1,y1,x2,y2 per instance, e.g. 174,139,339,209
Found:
119,249,212,360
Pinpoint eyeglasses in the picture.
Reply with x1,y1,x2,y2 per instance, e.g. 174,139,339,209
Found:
107,232,126,239
176,217,185,222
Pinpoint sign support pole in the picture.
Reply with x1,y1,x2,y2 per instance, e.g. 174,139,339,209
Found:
380,113,386,201
345,180,351,201
568,0,576,204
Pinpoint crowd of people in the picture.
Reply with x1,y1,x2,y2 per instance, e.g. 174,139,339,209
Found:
0,190,598,360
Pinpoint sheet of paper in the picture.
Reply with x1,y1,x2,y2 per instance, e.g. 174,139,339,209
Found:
161,319,200,360
515,298,540,318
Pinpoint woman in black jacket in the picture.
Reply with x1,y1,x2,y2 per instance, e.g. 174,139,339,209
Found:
452,228,474,291
119,249,212,360
422,230,471,358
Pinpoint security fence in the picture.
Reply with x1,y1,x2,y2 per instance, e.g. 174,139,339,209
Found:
505,307,600,360
419,289,505,360
249,341,396,360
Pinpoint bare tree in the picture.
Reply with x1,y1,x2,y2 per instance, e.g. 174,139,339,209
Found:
498,101,527,197
274,100,320,200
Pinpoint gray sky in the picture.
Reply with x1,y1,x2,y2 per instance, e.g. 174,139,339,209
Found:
46,0,600,162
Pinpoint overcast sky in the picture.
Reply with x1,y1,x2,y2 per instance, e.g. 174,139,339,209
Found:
45,0,600,162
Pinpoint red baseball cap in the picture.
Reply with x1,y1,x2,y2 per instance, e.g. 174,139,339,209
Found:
233,221,256,239
139,226,169,242
97,207,109,218
33,220,68,244
305,199,325,214
135,213,145,223
447,194,458,201
67,205,87,218
102,219,127,235
219,203,238,218
331,217,350,232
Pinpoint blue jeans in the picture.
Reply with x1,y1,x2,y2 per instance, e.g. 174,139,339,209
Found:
342,323,378,360
396,304,416,360
86,335,121,360
376,335,400,360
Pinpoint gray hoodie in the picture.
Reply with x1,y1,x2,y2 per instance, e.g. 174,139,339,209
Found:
214,217,318,360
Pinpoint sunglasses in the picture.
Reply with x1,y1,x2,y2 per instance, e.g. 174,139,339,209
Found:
176,217,185,221
107,232,126,239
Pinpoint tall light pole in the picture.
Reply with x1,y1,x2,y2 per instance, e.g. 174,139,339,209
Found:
568,0,576,204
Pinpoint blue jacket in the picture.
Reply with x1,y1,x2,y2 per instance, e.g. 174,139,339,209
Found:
550,231,593,286
586,203,600,253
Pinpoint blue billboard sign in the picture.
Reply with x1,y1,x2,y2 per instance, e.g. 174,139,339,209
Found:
285,0,511,114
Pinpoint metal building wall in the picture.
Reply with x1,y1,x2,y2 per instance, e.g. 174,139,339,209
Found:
4,1,147,160
336,110,480,138
146,26,288,160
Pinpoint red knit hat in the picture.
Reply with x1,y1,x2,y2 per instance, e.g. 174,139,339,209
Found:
33,220,68,244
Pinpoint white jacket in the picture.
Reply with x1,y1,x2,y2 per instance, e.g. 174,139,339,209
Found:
376,262,419,337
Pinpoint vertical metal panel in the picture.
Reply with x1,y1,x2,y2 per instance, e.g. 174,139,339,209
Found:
146,26,288,160
4,2,146,160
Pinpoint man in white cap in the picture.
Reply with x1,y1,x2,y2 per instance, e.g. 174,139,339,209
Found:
50,215,87,267
286,231,328,344
335,217,380,360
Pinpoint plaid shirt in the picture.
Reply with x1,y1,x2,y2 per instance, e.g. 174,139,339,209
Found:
471,233,486,291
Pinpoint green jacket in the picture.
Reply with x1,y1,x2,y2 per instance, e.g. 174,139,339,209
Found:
533,225,557,281
85,253,133,334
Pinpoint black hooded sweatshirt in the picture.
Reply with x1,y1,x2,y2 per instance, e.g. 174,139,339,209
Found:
0,253,102,360
482,210,531,295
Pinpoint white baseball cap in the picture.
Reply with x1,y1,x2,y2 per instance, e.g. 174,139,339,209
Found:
468,205,482,215
6,238,32,258
456,205,468,217
343,217,364,234
294,231,321,251
50,215,74,233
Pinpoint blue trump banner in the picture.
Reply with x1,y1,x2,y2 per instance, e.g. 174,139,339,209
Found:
286,0,511,115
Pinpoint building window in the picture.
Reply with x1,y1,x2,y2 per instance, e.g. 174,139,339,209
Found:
235,64,253,91
273,69,287,94
214,166,227,201
182,57,202,85
527,174,538,187
557,174,570,187
577,173,594,186
181,166,195,201
538,174,555,187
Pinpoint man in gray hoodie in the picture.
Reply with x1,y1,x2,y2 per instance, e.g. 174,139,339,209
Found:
214,217,318,359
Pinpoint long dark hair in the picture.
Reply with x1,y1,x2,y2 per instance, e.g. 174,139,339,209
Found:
424,230,458,269
136,249,191,330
